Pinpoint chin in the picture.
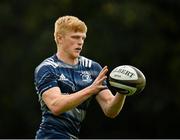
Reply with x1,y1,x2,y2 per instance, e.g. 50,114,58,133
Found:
71,54,80,59
74,53,80,58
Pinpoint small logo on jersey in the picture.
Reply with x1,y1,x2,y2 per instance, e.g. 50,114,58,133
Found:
58,74,76,91
59,74,68,81
80,71,92,82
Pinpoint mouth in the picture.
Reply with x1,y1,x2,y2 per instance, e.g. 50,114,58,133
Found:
75,48,82,51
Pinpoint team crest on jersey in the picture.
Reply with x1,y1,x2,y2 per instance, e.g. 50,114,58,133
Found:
80,71,92,82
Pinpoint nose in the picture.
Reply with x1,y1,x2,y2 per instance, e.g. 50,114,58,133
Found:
78,38,84,46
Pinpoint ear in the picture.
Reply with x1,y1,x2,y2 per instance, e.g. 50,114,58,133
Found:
56,33,63,44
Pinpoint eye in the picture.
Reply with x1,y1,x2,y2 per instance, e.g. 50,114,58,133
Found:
70,35,77,38
82,36,86,40
72,36,76,38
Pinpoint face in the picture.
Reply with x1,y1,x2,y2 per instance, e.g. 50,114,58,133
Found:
58,31,86,59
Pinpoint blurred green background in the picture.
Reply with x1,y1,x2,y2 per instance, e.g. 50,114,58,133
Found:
0,0,180,138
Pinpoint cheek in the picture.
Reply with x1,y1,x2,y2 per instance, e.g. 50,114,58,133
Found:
69,40,78,48
64,39,72,47
62,38,77,50
64,41,75,51
66,38,75,45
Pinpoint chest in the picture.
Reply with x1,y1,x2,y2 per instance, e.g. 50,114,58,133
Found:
55,67,95,93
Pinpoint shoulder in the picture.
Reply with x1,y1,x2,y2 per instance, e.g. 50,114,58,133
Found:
34,56,59,82
35,55,58,74
79,56,103,76
79,56,102,69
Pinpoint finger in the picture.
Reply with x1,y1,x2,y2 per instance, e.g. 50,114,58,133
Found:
99,66,108,75
97,66,108,79
102,66,108,74
93,66,108,84
96,71,108,83
93,74,107,84
102,65,108,70
101,66,108,73
99,85,107,90
97,76,107,84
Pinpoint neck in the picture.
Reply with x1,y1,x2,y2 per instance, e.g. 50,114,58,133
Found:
56,51,78,65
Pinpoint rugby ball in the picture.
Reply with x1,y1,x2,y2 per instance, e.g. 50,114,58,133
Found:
109,65,146,96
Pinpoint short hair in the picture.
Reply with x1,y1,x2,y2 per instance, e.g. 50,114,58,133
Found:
54,16,87,43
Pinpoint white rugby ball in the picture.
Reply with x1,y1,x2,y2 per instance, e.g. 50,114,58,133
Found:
109,65,146,96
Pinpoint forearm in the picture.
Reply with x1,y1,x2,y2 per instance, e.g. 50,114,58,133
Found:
105,93,126,118
53,87,93,114
44,85,99,116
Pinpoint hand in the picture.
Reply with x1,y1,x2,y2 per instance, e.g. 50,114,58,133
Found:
113,87,129,95
89,66,108,94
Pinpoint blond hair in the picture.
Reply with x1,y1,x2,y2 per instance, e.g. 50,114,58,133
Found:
54,16,87,43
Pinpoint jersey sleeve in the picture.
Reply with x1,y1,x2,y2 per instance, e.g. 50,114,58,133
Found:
34,65,58,95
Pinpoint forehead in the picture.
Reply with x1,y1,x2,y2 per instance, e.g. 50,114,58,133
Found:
66,31,86,37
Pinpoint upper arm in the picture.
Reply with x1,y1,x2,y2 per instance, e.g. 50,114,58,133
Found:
34,64,61,115
42,87,62,114
42,87,61,104
34,64,58,95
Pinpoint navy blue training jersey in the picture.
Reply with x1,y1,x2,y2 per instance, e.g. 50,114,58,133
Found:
34,54,107,138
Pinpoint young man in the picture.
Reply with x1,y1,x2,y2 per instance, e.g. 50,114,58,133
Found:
34,15,127,139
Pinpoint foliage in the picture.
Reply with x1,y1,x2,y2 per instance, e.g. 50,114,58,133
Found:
0,0,179,138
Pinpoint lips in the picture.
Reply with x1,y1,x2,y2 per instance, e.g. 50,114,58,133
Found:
75,48,82,51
